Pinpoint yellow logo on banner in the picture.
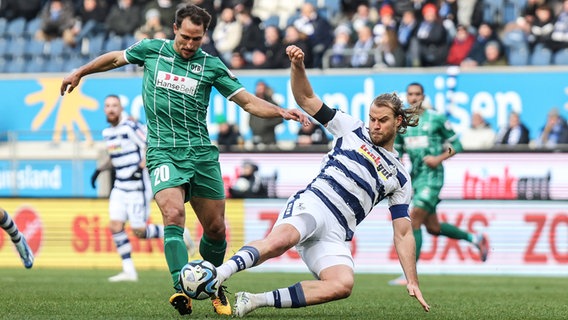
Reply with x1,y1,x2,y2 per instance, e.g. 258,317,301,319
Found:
24,79,98,144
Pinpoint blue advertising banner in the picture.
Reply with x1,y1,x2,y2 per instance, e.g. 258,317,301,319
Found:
0,159,97,197
1,69,567,143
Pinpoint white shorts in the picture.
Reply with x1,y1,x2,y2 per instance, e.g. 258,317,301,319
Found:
274,191,354,278
108,188,152,229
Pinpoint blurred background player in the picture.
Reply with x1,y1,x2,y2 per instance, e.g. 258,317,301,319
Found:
389,82,488,286
0,207,34,269
92,95,195,282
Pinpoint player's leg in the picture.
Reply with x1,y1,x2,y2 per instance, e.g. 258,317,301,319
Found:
190,154,232,315
107,190,137,282
155,186,193,315
234,264,354,317
234,221,353,318
428,213,488,262
0,207,34,269
216,223,303,284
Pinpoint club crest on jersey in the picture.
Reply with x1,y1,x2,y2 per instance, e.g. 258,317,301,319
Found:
190,63,203,73
156,70,198,95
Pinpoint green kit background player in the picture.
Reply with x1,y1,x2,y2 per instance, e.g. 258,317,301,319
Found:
389,82,488,286
60,4,308,316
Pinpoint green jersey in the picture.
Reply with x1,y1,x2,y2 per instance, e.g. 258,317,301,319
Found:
125,39,244,148
395,109,463,179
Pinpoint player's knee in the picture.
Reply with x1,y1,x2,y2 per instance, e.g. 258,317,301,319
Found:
202,219,226,240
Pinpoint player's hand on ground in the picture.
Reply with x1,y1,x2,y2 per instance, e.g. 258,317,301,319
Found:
283,109,311,126
407,284,430,312
286,45,305,65
60,71,82,95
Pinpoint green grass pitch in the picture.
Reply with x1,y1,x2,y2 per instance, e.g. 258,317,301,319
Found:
1,268,567,319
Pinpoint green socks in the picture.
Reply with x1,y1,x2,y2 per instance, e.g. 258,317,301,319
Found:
199,233,227,267
413,228,422,262
440,223,472,242
164,225,188,290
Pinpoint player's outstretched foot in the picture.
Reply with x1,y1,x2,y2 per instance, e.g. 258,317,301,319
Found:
234,292,256,318
170,292,192,316
212,285,231,315
108,272,138,282
476,233,489,262
15,237,34,269
387,274,408,286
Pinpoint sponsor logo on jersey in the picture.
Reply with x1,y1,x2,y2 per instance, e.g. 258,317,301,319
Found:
358,144,394,180
156,71,198,95
190,63,202,73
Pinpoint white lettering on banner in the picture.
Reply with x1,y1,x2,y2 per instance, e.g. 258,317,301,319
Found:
241,200,568,276
0,165,62,190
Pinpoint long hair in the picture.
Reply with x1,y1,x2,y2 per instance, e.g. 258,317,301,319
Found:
175,4,212,31
372,93,420,134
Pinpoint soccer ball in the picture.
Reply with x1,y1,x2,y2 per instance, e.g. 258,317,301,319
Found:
179,260,219,300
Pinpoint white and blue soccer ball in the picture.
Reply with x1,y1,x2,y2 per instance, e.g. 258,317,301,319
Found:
179,259,219,300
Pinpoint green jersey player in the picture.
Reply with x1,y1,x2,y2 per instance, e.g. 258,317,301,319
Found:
388,82,489,286
60,4,308,316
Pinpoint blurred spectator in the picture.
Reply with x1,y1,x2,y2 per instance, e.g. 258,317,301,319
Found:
535,108,568,149
297,121,329,147
482,40,508,66
249,81,283,147
229,51,251,69
143,0,177,30
350,3,378,33
201,30,220,56
293,2,334,68
228,160,268,198
35,0,76,44
550,0,568,52
0,0,43,21
282,25,313,68
105,0,142,36
341,0,369,18
495,112,531,147
329,24,353,68
68,0,108,46
372,4,397,49
189,0,218,30
216,116,243,151
376,28,406,67
460,112,497,150
415,3,449,66
397,8,419,66
446,24,476,65
461,22,501,67
252,25,288,69
350,24,375,67
527,4,555,51
235,8,265,64
134,8,170,41
212,7,243,63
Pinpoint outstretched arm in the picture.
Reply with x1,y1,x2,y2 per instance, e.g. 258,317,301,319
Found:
60,51,128,95
286,45,324,117
231,89,310,125
392,218,430,312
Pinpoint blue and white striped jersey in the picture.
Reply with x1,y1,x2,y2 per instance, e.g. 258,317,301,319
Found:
102,117,149,192
299,111,412,241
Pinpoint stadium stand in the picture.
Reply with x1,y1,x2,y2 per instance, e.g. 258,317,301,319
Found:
1,0,567,73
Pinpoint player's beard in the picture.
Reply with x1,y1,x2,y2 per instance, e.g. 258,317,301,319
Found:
370,127,396,147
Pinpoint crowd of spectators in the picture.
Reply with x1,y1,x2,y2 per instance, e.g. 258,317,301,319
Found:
2,0,568,73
